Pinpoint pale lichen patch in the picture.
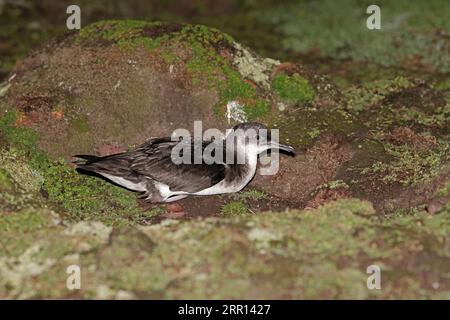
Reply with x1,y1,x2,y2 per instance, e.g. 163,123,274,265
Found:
226,100,248,123
0,243,56,298
0,149,43,193
232,42,280,90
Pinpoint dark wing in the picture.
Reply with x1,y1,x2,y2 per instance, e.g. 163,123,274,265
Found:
130,137,227,193
74,152,141,185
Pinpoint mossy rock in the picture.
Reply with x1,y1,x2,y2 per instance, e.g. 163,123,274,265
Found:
336,76,450,213
1,198,449,299
0,20,448,216
0,19,350,208
2,20,296,160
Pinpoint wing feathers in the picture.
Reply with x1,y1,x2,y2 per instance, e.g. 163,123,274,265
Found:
74,137,227,193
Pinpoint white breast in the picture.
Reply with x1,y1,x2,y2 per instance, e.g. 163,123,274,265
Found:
190,155,258,196
155,153,258,201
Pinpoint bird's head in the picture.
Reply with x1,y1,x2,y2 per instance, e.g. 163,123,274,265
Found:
226,122,295,157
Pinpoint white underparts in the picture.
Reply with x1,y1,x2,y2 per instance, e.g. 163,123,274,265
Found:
101,173,146,192
101,153,258,203
164,153,258,200
192,154,257,196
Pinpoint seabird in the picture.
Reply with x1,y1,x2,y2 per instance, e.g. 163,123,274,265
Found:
74,122,295,203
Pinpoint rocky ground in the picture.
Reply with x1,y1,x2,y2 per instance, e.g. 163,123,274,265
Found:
0,1,449,299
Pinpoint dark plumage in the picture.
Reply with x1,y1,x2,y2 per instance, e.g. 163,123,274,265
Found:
74,123,295,203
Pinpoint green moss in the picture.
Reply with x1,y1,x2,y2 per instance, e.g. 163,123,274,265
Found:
342,77,449,148
0,112,56,189
77,20,167,51
361,141,448,186
0,111,148,226
0,111,39,152
175,24,271,120
271,73,315,104
0,168,13,191
146,205,165,218
307,127,321,139
394,104,449,129
268,107,356,147
180,26,262,117
179,24,235,48
313,180,350,196
0,147,45,192
160,48,181,65
244,100,270,120
1,198,449,299
69,114,90,134
436,181,450,197
345,76,414,112
77,20,272,121
435,78,450,91
233,189,266,202
130,199,446,299
220,68,255,100
42,160,144,226
219,190,267,216
0,149,44,212
0,209,58,257
0,210,49,234
220,200,249,216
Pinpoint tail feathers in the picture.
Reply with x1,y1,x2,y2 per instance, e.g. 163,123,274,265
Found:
73,154,145,192
73,154,133,177
73,154,102,165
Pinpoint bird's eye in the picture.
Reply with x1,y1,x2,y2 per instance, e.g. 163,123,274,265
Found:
256,134,260,141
